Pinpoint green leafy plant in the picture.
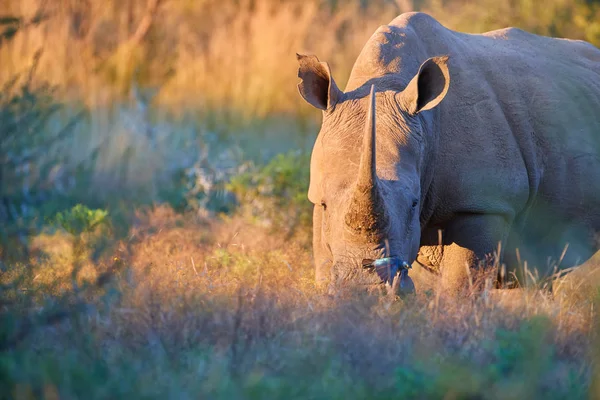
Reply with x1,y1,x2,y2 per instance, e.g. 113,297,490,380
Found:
47,204,112,277
51,204,109,236
227,151,311,233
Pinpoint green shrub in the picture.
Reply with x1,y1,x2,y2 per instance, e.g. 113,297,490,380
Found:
50,205,109,236
227,151,311,233
0,54,88,259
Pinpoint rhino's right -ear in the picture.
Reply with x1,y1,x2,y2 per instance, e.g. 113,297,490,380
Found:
401,56,450,115
297,53,342,110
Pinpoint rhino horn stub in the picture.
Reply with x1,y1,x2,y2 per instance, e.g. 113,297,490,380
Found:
344,85,389,240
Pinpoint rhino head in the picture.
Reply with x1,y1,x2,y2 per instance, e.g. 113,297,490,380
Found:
296,53,450,290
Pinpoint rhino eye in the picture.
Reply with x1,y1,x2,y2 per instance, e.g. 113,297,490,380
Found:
411,199,418,208
321,201,327,211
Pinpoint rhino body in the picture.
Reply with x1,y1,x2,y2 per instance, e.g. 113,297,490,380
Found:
297,12,600,293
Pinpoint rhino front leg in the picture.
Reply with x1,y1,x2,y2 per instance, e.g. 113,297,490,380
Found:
439,214,511,295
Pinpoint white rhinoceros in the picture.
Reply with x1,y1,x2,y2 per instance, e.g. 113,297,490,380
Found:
296,12,600,293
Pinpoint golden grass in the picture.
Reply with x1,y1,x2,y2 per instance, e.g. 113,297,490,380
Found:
29,205,596,353
2,0,599,120
2,204,596,396
119,209,595,396
0,0,398,117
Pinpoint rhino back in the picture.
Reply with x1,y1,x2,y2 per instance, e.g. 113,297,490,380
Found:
347,13,600,232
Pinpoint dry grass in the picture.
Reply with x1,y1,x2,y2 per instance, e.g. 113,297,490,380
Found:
0,0,398,117
14,205,595,398
3,0,598,118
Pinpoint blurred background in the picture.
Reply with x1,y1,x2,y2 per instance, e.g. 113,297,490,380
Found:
2,1,600,398
2,0,600,243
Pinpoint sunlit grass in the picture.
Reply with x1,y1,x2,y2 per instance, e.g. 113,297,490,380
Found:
2,0,599,119
3,205,595,398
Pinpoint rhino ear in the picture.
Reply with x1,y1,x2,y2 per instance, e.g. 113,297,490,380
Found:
401,56,450,115
297,53,342,110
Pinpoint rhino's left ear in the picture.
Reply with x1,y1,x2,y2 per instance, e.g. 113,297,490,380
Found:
401,56,450,115
297,53,342,111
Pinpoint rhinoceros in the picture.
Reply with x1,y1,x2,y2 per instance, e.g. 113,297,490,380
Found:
296,12,600,293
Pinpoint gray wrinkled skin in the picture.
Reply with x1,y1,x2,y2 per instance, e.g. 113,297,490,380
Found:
297,12,600,294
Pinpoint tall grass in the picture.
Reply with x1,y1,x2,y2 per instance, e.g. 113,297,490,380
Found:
0,0,398,119
2,0,599,119
1,205,596,398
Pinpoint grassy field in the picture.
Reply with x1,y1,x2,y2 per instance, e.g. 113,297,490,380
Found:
2,0,600,398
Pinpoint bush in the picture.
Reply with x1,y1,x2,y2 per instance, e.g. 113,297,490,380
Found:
227,151,311,234
50,205,109,237
0,54,88,259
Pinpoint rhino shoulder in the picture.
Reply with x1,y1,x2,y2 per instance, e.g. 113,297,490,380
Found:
388,12,443,32
346,13,447,90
